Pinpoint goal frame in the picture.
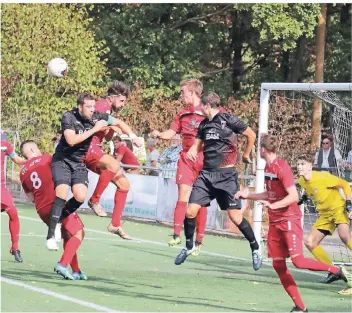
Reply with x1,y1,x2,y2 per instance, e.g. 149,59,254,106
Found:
253,83,352,249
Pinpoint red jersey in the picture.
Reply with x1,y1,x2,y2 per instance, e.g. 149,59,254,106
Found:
90,99,113,146
114,145,140,169
170,105,204,150
264,158,301,224
1,140,15,185
20,154,55,213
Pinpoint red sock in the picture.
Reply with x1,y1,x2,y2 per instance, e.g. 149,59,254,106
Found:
111,189,128,227
173,201,187,236
273,260,306,311
90,170,116,203
195,207,207,242
292,255,339,274
59,236,81,267
63,239,80,272
7,207,20,250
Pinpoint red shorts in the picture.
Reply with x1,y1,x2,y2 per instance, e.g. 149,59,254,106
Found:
267,220,303,258
1,185,15,210
175,150,203,186
39,206,84,237
84,145,105,174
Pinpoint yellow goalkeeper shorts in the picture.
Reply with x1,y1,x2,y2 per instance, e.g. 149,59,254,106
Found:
313,207,349,235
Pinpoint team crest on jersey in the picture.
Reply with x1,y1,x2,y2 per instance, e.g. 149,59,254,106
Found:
221,120,226,129
189,118,200,129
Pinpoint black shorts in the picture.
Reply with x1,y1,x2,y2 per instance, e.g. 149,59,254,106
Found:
189,167,241,211
51,157,88,188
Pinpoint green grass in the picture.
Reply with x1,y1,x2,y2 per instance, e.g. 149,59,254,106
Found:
1,204,351,312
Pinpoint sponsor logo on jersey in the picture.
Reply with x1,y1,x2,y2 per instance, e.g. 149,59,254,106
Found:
205,133,219,140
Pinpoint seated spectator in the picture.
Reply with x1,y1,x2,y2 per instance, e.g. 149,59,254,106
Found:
158,134,182,179
145,138,160,176
314,136,342,175
113,136,140,174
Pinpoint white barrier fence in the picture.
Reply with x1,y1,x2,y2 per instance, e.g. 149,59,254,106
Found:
72,170,255,233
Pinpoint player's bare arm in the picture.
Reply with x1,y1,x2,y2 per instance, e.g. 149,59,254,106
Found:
150,129,177,140
24,192,35,203
186,139,203,162
64,120,108,147
111,118,142,147
11,155,27,166
235,190,268,201
260,185,299,210
241,127,256,164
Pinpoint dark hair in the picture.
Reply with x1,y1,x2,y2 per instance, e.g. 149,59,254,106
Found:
77,92,95,106
260,133,278,153
202,92,221,108
297,154,314,164
107,80,130,97
20,140,36,156
123,139,133,151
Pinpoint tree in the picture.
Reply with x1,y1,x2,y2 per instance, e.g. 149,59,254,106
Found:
1,4,109,152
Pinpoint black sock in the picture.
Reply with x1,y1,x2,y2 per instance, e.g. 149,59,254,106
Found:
61,197,83,220
184,217,196,250
237,218,259,251
47,197,66,239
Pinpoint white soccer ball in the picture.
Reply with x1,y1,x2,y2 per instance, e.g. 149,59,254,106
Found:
47,58,68,78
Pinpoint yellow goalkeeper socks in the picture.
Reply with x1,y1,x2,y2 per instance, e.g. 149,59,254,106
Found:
311,245,333,265
347,239,352,250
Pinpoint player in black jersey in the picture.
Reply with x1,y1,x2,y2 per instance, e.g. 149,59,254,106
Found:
174,92,262,270
46,92,134,250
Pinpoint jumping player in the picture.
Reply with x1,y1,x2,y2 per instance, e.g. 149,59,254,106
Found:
235,133,352,312
1,132,26,262
151,79,211,255
46,92,136,250
20,140,87,280
84,81,142,239
174,92,260,270
297,154,352,284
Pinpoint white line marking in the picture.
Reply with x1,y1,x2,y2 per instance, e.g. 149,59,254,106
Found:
17,215,324,277
1,277,120,312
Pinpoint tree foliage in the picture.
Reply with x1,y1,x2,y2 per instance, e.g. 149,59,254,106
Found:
1,4,109,152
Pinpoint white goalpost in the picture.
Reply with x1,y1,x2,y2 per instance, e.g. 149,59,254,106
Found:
254,83,352,265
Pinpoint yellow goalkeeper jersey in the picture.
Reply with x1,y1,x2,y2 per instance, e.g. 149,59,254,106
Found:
298,171,345,214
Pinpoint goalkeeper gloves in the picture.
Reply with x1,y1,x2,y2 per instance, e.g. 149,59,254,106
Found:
345,200,352,213
298,194,308,206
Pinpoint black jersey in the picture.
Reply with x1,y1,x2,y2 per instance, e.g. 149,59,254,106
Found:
54,109,109,163
196,112,247,169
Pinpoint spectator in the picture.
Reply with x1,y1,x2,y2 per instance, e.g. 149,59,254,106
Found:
145,138,160,176
345,149,352,181
314,136,342,174
113,136,140,174
158,134,182,179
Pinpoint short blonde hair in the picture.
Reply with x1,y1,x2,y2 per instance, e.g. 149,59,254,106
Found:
180,79,203,98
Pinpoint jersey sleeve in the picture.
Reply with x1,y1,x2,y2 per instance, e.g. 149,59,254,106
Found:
277,161,296,190
321,172,343,188
227,114,248,134
196,120,206,140
170,112,182,134
118,145,127,157
61,112,75,132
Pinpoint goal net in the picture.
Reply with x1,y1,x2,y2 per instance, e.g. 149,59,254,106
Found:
254,83,352,265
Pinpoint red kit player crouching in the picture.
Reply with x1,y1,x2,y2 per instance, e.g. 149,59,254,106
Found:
20,140,87,280
235,133,352,312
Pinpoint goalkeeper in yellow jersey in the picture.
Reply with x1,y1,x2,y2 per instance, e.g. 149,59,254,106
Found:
297,154,352,286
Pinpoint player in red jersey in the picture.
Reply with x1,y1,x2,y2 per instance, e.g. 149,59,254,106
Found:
235,133,352,312
113,136,140,174
1,133,26,262
20,140,87,280
151,79,218,255
84,81,142,239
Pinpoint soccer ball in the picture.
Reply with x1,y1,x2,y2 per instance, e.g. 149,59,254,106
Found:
47,58,68,78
